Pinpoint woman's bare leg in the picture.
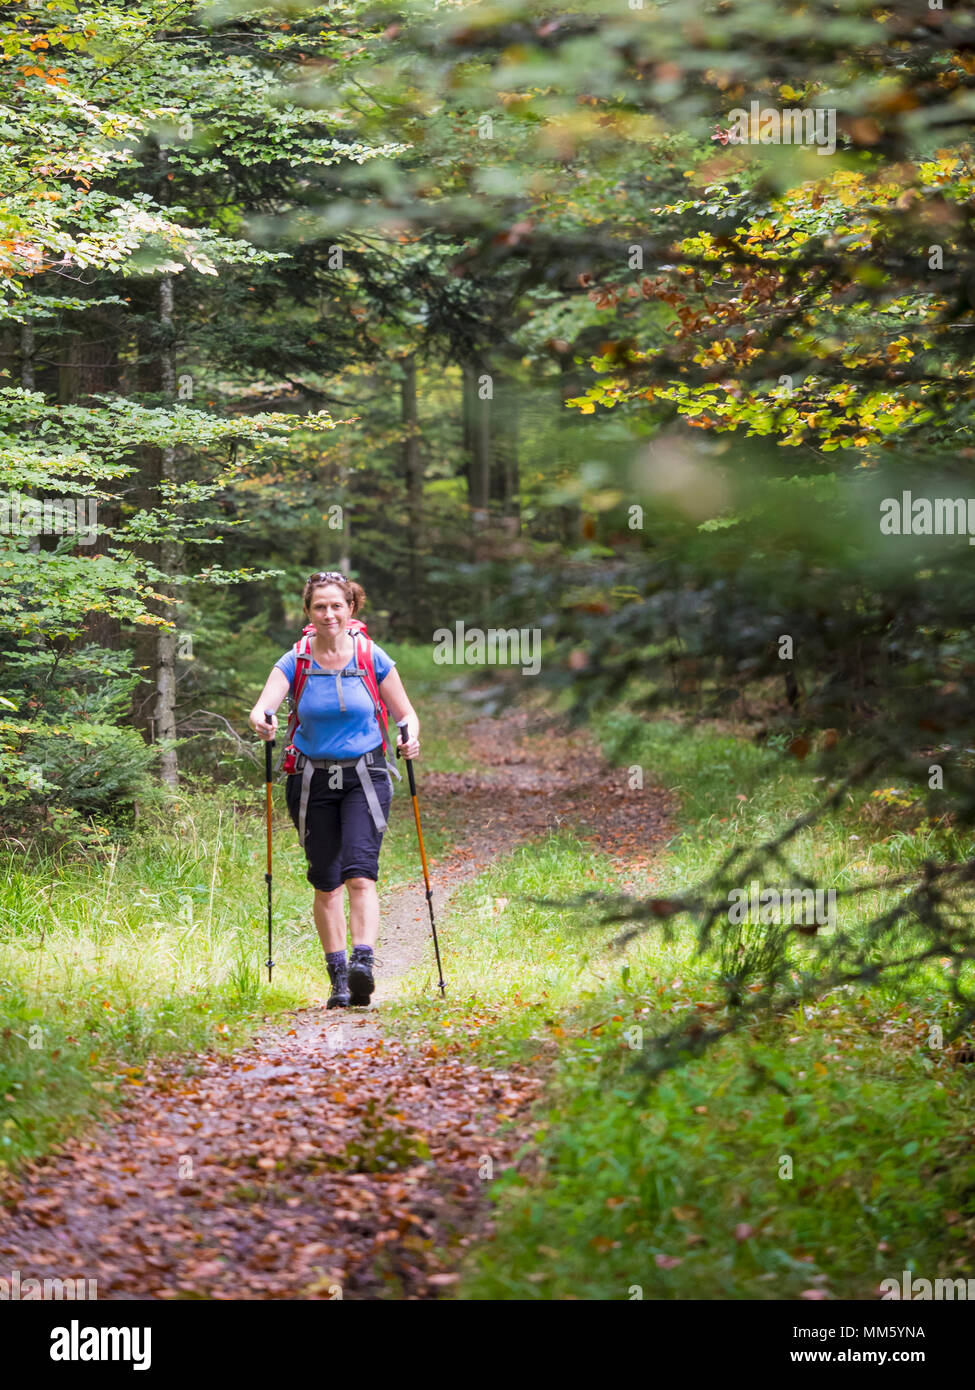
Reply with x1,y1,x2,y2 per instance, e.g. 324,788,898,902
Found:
345,877,379,948
313,886,347,955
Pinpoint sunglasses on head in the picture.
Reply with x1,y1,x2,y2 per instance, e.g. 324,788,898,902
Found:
310,571,347,584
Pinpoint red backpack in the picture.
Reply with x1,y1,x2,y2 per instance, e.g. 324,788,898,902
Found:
280,617,394,775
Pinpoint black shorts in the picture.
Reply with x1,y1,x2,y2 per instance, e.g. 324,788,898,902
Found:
285,761,393,892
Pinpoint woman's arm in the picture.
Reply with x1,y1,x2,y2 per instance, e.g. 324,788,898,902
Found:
378,668,420,758
248,666,291,741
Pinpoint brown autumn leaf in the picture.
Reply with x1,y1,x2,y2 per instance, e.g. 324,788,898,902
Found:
671,1206,699,1222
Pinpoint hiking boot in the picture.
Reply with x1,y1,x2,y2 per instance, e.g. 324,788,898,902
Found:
348,946,375,1007
326,957,351,1009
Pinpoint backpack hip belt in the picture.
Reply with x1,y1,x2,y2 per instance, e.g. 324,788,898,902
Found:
294,748,391,843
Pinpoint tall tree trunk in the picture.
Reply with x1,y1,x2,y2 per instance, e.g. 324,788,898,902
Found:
558,356,581,545
401,353,422,596
20,325,40,555
338,459,352,574
130,142,180,785
131,315,158,738
81,297,123,648
54,291,125,649
463,360,491,525
461,361,475,513
20,323,35,391
153,271,179,788
491,368,521,534
58,327,81,404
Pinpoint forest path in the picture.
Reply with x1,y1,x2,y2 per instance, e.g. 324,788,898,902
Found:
0,706,671,1299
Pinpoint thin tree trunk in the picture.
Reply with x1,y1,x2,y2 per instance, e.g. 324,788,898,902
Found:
154,271,179,788
338,459,351,574
461,361,476,514
476,371,490,526
131,139,181,783
21,324,40,554
55,283,124,645
558,356,581,544
461,361,474,464
20,323,35,391
401,353,421,594
461,360,476,516
492,368,521,533
58,328,80,404
462,360,491,525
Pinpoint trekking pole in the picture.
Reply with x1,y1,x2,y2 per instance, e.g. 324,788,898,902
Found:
397,720,445,996
263,709,275,983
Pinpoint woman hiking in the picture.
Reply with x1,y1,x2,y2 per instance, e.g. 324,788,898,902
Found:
249,571,420,1009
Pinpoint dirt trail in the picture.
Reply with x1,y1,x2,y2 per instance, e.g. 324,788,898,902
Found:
0,707,671,1300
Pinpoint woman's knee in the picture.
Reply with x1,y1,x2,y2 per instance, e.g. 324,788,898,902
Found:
315,885,345,904
344,876,376,894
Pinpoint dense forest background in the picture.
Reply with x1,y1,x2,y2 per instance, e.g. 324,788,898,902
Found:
4,0,975,1041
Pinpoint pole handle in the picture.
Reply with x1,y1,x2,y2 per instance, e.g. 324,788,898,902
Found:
397,720,417,794
264,708,275,778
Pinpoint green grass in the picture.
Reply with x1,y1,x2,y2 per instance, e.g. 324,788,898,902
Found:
387,830,693,1061
453,1005,975,1300
385,708,975,1300
0,641,470,1170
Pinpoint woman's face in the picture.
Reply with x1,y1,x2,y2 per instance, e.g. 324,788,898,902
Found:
306,584,352,636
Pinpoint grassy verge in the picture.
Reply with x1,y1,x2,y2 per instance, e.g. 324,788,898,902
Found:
386,711,975,1299
0,639,471,1171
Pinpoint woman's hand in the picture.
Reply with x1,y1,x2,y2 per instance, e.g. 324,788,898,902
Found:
249,707,278,741
396,731,420,760
395,716,420,760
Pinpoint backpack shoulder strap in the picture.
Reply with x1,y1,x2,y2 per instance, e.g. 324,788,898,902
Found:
286,630,314,742
349,627,398,767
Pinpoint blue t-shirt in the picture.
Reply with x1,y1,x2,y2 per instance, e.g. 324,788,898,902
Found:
275,639,396,760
